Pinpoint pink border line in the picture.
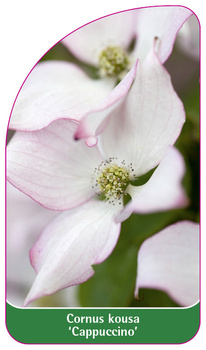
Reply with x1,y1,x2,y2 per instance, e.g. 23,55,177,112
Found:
5,4,201,346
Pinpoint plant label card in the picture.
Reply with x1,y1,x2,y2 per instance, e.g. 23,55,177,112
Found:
5,2,200,345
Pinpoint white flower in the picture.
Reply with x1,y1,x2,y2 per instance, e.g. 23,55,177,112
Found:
7,45,188,306
63,6,192,73
8,6,192,133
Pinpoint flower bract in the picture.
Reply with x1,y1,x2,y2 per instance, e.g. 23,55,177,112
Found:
8,6,192,133
135,221,199,307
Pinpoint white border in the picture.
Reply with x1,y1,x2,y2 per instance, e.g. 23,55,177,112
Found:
1,1,205,349
7,299,200,310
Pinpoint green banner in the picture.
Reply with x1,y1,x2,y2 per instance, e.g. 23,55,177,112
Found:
6,302,200,344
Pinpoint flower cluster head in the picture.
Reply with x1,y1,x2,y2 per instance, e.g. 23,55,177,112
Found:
92,158,135,203
7,6,199,307
98,45,130,77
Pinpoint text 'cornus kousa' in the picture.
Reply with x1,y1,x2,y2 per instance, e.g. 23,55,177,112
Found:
7,41,189,306
8,6,192,133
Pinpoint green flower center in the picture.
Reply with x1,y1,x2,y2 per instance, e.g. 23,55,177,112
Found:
92,158,135,204
98,46,129,78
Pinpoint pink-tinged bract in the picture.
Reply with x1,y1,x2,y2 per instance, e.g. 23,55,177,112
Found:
135,221,199,306
23,200,121,306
